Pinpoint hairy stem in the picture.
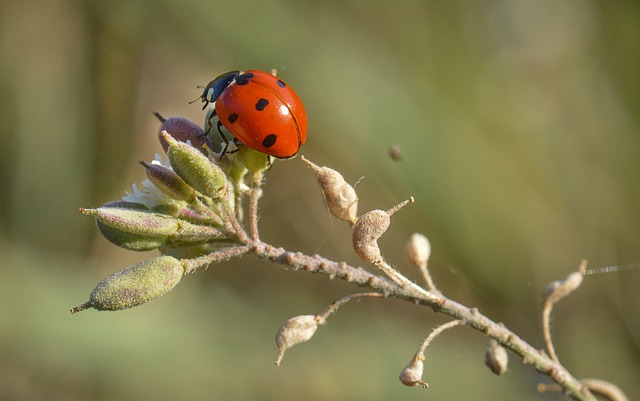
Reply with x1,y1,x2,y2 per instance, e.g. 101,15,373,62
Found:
251,240,597,401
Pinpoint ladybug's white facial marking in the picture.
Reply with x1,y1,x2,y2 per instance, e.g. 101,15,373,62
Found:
205,87,215,103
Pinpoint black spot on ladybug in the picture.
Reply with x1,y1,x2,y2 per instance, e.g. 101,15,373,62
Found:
277,80,286,88
262,134,277,148
236,72,254,85
228,113,238,124
255,98,269,111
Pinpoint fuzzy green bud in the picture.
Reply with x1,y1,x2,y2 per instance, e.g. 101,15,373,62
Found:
93,201,164,251
163,131,227,199
84,205,178,251
154,112,209,153
70,256,184,313
82,206,179,236
171,219,226,243
235,146,272,174
140,161,196,203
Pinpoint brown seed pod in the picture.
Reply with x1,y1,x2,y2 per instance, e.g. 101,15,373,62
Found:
399,355,428,388
301,156,358,225
274,315,319,366
485,339,509,375
352,210,390,263
352,197,414,264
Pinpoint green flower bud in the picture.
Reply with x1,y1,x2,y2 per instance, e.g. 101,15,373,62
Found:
225,158,248,184
171,219,227,243
87,203,176,251
140,161,196,203
82,206,179,236
154,112,209,153
235,146,272,174
70,255,184,313
163,131,227,199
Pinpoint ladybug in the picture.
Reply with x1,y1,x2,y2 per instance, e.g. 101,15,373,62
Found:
199,70,307,159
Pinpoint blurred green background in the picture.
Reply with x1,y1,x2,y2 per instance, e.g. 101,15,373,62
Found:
1,0,639,400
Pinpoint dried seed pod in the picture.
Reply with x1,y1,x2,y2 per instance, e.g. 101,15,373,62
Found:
301,156,358,225
543,271,584,304
485,339,509,375
399,355,428,388
274,315,319,366
352,210,389,263
352,197,414,263
163,131,227,199
406,233,431,267
154,112,209,153
70,255,184,313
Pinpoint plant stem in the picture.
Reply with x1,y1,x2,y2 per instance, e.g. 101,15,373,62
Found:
251,240,597,401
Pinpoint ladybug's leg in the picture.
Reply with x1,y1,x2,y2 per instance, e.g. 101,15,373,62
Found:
205,107,218,135
205,108,230,157
216,120,231,157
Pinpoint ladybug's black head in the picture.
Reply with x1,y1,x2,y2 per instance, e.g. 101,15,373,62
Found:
199,70,240,109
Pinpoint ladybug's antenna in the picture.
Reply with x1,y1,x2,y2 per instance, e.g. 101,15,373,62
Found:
189,85,208,109
189,86,203,102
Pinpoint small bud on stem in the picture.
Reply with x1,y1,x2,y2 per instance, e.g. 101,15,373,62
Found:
154,112,209,153
71,256,185,313
140,161,196,203
91,201,168,251
163,131,227,200
485,339,509,375
405,233,438,292
275,315,321,366
274,293,383,366
399,354,428,388
400,320,463,390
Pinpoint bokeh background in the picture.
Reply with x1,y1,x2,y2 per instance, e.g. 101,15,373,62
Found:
1,0,639,400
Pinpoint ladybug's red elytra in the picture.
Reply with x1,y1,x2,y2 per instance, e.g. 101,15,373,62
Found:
199,70,307,159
